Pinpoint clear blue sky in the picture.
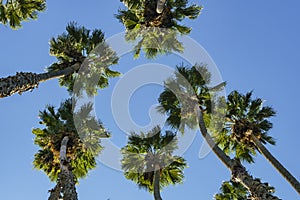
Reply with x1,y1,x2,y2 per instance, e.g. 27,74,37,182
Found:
1,0,300,199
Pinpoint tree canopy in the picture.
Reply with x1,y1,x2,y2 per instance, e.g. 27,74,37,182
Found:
121,126,187,196
0,0,46,29
33,98,110,182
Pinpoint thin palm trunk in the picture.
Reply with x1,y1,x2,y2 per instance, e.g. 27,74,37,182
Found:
48,184,61,200
156,0,166,14
48,136,78,200
0,62,80,98
197,112,280,199
251,135,300,194
153,164,163,200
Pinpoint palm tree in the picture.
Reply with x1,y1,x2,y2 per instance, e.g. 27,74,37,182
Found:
33,98,110,199
0,0,46,29
0,22,120,98
157,64,280,199
116,0,202,58
215,90,300,194
121,126,187,200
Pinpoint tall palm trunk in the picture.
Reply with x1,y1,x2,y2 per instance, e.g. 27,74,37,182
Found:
48,136,78,200
153,164,163,200
0,62,80,98
197,112,280,199
156,0,166,14
251,135,300,194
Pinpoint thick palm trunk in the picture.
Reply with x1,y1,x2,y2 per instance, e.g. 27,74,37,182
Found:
197,112,280,199
48,136,78,200
153,164,163,200
251,135,300,194
0,62,80,98
156,0,166,14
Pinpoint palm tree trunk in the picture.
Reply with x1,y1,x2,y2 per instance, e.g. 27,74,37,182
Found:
153,164,163,200
251,135,300,194
48,184,61,200
0,62,80,98
48,136,78,200
156,0,166,14
197,112,280,199
198,113,232,168
144,0,157,25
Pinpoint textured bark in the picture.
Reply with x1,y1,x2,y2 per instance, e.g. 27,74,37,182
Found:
156,0,166,14
48,184,61,200
153,164,163,200
231,159,280,200
197,112,280,199
59,169,78,200
48,136,78,200
0,63,80,98
251,135,300,194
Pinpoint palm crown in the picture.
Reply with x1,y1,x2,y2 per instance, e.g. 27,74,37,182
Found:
116,0,202,58
47,22,120,94
117,0,201,31
215,90,276,163
33,98,110,181
121,126,187,193
157,63,214,132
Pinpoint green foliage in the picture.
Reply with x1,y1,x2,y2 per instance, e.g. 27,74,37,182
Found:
157,63,216,132
47,22,120,94
117,0,202,31
128,26,184,59
116,0,202,58
120,0,142,10
214,179,276,199
121,126,187,193
33,98,110,182
49,22,104,62
0,0,46,29
215,90,276,163
214,181,248,200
